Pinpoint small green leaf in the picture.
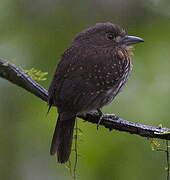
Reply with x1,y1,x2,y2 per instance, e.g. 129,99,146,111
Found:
24,68,48,81
3,62,9,66
150,138,161,151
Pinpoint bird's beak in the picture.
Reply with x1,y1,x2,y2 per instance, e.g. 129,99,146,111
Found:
121,36,144,45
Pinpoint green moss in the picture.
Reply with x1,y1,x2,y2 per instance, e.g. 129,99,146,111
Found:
24,68,48,81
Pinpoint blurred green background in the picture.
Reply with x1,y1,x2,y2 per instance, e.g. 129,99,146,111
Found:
0,0,170,179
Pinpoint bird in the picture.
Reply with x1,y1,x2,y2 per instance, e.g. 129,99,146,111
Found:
48,22,144,163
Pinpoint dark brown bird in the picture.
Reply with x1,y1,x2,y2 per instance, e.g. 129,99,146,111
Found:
48,22,144,163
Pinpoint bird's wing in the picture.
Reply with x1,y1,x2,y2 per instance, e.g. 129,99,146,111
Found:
48,47,127,112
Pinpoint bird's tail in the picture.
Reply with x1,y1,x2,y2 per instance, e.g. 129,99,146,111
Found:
50,112,76,163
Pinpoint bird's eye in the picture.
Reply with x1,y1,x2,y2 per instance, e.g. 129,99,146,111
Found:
106,33,114,40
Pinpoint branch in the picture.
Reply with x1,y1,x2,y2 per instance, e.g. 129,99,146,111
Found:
0,58,170,140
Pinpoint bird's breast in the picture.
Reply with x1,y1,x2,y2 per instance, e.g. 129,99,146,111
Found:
98,48,132,104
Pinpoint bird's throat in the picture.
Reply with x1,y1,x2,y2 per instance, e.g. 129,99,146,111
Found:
126,46,134,58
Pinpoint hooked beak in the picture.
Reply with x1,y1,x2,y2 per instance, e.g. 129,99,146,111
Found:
121,35,144,45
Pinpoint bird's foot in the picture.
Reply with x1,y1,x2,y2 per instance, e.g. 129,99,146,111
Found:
97,109,103,130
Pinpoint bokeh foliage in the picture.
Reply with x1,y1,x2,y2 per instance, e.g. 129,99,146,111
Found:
0,0,170,179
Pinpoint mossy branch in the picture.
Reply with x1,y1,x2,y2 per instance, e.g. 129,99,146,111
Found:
0,58,170,140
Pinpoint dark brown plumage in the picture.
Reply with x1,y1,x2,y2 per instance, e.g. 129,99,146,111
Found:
48,22,144,163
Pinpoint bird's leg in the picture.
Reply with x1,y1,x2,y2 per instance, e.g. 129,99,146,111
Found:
97,108,103,130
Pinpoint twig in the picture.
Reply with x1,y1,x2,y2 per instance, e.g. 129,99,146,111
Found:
166,141,170,180
73,119,78,180
0,59,48,102
0,58,170,140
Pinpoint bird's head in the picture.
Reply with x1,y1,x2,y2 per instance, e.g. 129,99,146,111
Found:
74,22,144,48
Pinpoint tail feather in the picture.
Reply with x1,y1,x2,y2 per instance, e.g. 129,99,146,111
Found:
50,112,76,163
